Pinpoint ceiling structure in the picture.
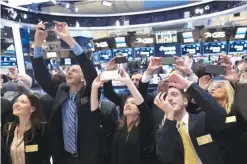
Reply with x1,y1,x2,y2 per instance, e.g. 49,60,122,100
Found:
24,0,202,14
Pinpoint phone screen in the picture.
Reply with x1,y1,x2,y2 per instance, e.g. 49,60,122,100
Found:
161,57,175,65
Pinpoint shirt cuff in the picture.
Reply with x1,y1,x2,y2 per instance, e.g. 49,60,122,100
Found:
72,42,84,56
33,47,43,58
187,73,198,83
141,73,153,83
183,81,193,92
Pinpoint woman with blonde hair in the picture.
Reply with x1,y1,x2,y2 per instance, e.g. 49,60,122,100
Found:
199,75,247,164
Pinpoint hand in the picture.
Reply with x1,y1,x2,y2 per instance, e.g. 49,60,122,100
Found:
219,54,232,65
220,65,238,83
34,21,48,47
173,57,193,76
105,58,117,71
199,75,212,90
168,73,191,90
154,92,174,114
92,75,104,89
116,69,131,84
146,57,161,75
52,21,75,48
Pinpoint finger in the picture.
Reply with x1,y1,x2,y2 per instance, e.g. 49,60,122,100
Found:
43,22,49,25
219,75,226,79
38,21,43,24
160,92,166,102
169,82,178,88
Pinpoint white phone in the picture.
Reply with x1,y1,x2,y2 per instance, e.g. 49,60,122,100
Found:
100,70,120,81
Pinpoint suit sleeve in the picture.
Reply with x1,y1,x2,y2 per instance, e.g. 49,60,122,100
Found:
31,57,57,98
186,83,227,131
74,54,98,98
103,81,122,107
156,119,177,163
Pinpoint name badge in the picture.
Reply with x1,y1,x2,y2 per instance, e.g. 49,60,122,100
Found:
225,116,236,123
25,145,38,153
80,97,88,105
196,134,213,146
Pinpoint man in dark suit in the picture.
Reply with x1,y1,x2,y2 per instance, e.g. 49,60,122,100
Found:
31,22,106,164
155,73,227,164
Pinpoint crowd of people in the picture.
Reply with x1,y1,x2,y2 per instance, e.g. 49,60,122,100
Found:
1,21,247,164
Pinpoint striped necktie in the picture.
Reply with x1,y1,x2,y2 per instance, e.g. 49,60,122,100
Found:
67,94,77,153
179,121,198,164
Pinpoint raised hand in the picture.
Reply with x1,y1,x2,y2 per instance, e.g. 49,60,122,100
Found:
154,92,174,114
173,56,193,75
34,21,48,47
105,58,117,71
168,73,191,90
219,54,232,65
92,75,104,89
52,21,75,48
116,69,131,84
220,64,238,83
199,75,212,90
146,57,161,75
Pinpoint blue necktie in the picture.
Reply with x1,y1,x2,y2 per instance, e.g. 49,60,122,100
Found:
67,94,77,153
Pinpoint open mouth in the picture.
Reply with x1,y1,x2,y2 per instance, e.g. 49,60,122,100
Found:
14,107,21,111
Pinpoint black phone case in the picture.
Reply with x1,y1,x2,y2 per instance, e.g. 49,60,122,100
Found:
205,65,226,75
115,57,128,64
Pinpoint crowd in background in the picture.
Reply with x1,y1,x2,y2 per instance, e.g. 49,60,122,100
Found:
1,21,247,164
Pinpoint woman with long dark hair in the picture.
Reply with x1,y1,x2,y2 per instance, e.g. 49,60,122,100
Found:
2,93,50,164
90,69,152,164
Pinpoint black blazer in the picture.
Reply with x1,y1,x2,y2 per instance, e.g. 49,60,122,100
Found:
31,54,107,164
91,102,152,164
156,83,227,164
2,122,50,164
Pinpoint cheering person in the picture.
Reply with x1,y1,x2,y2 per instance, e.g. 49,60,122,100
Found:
90,69,152,164
2,93,50,164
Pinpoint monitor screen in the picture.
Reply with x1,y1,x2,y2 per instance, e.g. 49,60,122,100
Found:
93,52,100,62
203,42,227,55
228,40,247,54
113,48,133,58
134,47,154,58
182,32,194,43
1,56,17,67
155,43,181,57
235,27,247,39
115,37,127,48
64,58,71,65
181,43,201,56
97,50,112,61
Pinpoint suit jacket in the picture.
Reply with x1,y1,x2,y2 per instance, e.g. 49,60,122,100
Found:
2,122,50,164
1,98,14,126
156,83,227,164
31,54,107,164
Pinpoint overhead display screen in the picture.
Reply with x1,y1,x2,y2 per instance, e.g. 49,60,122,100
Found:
228,40,247,54
115,37,127,48
94,38,111,51
235,27,247,40
155,43,181,57
134,47,154,58
97,50,112,61
1,56,17,67
135,35,155,47
200,27,227,42
93,52,100,62
203,42,227,55
181,43,201,56
155,31,177,43
113,48,133,58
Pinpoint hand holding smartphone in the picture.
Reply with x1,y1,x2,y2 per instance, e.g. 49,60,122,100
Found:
161,57,175,65
205,65,226,75
115,56,128,64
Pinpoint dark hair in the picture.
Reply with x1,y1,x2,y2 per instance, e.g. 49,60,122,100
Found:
6,93,46,144
131,71,142,76
52,71,66,88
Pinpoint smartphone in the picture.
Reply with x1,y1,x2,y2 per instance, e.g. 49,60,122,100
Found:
161,57,175,65
205,65,226,75
115,56,128,64
100,70,120,81
40,22,55,31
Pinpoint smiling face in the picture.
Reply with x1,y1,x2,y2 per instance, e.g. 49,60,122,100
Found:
13,94,34,117
166,87,188,113
66,65,84,86
123,97,139,117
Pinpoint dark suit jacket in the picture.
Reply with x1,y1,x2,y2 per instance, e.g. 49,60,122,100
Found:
156,83,227,164
2,122,50,164
31,54,107,164
1,98,14,126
